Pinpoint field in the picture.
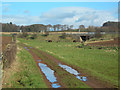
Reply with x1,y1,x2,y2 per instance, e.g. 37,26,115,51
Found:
2,34,118,88
1,1,119,89
87,39,120,47
17,34,118,88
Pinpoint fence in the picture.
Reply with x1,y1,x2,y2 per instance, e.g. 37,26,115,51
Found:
2,35,17,69
0,34,17,89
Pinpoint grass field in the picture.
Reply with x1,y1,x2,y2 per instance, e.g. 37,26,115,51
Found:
2,45,47,88
31,47,89,88
18,37,118,87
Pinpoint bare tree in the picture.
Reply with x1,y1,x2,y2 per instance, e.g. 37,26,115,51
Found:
53,25,57,31
56,24,61,31
79,25,85,32
70,25,74,30
66,25,70,30
61,25,64,31
47,24,52,32
87,26,96,32
63,25,68,30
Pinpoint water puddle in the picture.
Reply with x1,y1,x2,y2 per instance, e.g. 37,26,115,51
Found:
52,83,61,88
59,63,87,81
37,60,41,62
76,76,87,81
59,63,80,75
24,47,29,51
38,63,61,88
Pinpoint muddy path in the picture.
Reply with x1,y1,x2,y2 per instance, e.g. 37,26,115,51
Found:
20,44,114,88
31,48,113,88
23,46,62,88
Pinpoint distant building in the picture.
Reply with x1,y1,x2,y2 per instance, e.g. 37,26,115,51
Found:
20,30,22,33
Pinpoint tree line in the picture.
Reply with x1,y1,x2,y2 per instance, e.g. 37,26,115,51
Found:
2,21,119,33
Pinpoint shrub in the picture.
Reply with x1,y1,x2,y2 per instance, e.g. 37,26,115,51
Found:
95,30,102,38
30,34,37,39
48,40,52,42
59,33,67,39
17,32,28,38
42,32,49,37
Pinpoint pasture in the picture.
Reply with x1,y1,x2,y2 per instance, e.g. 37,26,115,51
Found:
17,34,118,88
2,33,118,88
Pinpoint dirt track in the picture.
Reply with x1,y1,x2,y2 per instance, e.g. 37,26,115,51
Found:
28,48,54,88
21,44,114,88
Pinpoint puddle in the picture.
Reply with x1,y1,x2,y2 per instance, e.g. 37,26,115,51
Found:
76,76,87,81
37,60,41,62
59,63,87,82
38,63,61,88
38,63,57,83
76,75,82,80
59,63,80,75
24,47,27,49
24,47,29,51
52,83,61,88
82,76,87,81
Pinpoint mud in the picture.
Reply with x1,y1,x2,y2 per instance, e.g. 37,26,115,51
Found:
22,45,62,88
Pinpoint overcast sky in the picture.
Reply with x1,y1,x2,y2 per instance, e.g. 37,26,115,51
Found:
2,2,118,28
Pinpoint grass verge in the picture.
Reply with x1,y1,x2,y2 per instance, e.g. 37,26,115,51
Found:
2,45,47,88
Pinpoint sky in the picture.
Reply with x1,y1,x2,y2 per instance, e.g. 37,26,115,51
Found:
2,2,119,28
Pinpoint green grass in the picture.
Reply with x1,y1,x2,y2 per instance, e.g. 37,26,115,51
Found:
31,48,89,88
18,38,118,87
5,45,47,88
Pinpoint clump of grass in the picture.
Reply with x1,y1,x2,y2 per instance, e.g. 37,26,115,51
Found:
41,32,49,37
17,32,28,38
59,33,67,39
30,33,37,39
